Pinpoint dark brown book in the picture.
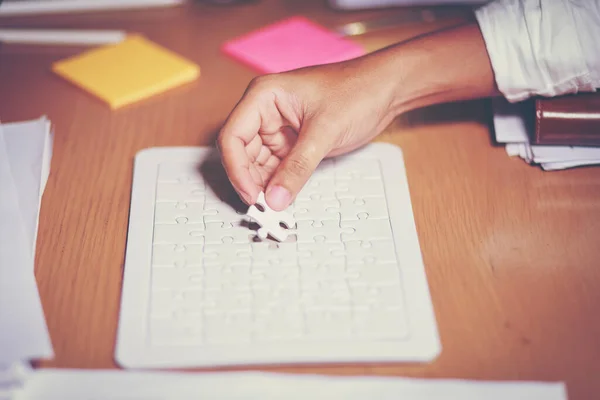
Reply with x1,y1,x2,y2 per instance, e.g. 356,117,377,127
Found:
534,92,600,146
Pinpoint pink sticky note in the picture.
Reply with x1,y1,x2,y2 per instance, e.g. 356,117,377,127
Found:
222,16,365,74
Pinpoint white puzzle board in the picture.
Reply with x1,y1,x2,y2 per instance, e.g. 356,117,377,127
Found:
116,143,440,368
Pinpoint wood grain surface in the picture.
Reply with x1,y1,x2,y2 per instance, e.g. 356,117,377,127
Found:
1,1,599,399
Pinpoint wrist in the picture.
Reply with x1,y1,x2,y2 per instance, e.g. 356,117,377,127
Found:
370,23,499,119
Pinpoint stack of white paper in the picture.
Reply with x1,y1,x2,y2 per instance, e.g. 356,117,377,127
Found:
492,98,600,171
2,369,568,400
0,117,54,392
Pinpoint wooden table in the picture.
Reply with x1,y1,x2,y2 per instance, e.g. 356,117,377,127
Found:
1,1,599,399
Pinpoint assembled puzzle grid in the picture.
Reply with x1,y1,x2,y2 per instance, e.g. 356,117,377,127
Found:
116,143,440,368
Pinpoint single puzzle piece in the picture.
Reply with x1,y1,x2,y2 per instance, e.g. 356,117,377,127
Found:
149,315,204,346
304,309,354,339
203,236,253,266
203,263,254,292
151,266,204,291
296,178,337,202
203,204,245,225
296,174,336,201
290,197,340,222
295,219,353,243
153,223,206,244
155,181,207,203
330,239,397,265
154,202,216,224
246,191,296,242
157,162,203,183
352,306,408,340
300,280,353,311
352,265,401,287
340,214,393,243
152,244,204,267
300,262,349,285
204,221,254,244
250,241,299,268
325,196,388,221
333,158,381,180
149,289,204,318
252,309,304,342
297,235,345,265
335,177,385,199
349,286,407,314
203,287,254,313
203,312,254,344
251,286,299,313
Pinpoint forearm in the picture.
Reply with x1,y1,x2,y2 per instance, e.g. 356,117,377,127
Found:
366,22,500,119
365,0,600,120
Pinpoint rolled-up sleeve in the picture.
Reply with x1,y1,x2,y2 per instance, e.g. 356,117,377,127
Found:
475,0,600,103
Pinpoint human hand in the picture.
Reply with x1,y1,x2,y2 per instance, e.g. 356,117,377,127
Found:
217,23,498,211
217,55,398,211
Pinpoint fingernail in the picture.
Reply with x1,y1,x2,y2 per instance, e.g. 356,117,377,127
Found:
241,192,252,205
266,185,291,210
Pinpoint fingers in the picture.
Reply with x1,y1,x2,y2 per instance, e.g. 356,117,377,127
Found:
265,119,334,211
217,96,262,205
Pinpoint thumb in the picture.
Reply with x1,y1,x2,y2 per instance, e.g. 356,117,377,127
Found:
265,120,334,211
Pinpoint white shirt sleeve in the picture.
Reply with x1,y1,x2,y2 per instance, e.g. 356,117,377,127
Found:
474,0,600,103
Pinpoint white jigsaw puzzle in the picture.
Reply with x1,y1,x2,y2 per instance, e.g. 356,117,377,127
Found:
116,144,440,369
246,191,296,242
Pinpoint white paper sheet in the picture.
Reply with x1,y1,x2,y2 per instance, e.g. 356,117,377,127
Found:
0,29,126,46
0,124,53,368
0,362,32,396
491,98,600,170
8,369,567,400
0,0,184,16
491,97,531,143
539,159,600,171
2,118,52,257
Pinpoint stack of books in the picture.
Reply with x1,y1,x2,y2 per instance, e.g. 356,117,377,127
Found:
492,92,600,170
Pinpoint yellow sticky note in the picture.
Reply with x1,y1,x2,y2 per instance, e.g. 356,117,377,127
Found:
52,35,200,109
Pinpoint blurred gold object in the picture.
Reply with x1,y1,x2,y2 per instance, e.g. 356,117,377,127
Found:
336,8,471,36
